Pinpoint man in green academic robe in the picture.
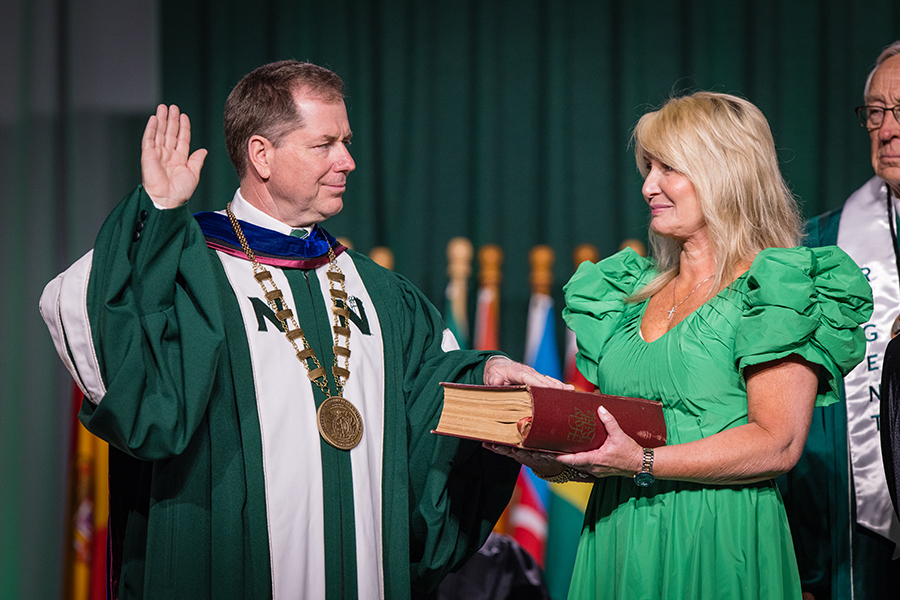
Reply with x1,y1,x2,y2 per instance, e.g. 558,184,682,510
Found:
40,60,565,600
778,42,900,600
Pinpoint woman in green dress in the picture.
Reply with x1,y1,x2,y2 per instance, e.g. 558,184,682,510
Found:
489,92,873,599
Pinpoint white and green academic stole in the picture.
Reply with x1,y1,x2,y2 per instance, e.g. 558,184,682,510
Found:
836,175,900,552
218,247,387,599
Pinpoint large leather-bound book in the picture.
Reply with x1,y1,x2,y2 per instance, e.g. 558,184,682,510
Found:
434,383,667,452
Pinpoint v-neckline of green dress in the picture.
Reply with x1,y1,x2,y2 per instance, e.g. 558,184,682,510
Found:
638,273,749,344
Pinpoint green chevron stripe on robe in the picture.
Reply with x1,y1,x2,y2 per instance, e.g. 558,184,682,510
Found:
40,186,519,600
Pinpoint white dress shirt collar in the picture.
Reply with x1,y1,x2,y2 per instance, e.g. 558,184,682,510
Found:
229,189,317,237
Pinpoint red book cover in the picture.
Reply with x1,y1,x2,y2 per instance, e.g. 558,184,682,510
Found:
436,383,667,453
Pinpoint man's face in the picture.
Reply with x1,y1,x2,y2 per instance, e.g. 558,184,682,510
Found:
867,54,900,191
265,95,355,227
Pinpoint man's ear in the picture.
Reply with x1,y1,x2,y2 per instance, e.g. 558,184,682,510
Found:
247,135,273,180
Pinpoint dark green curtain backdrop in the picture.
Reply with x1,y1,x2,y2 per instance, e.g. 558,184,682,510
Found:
1,1,155,599
159,0,897,359
4,1,900,599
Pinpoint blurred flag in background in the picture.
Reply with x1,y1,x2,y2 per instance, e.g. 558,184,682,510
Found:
64,385,108,600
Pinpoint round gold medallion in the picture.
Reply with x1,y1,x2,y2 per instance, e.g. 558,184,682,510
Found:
893,314,900,339
317,396,364,450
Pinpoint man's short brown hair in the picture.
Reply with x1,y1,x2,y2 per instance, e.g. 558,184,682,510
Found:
224,60,345,178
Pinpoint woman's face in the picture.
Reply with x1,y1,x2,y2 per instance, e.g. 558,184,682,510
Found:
642,156,708,243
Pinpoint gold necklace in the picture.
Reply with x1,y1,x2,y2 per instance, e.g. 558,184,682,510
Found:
667,273,714,320
226,204,363,450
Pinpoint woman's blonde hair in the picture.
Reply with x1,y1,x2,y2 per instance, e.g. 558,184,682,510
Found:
630,92,801,301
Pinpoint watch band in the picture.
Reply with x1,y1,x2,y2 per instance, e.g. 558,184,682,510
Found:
634,447,656,487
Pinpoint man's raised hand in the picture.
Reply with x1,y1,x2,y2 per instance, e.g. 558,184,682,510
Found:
140,104,208,208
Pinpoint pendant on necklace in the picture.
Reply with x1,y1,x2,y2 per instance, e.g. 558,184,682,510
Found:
317,396,364,450
224,206,363,451
893,315,900,339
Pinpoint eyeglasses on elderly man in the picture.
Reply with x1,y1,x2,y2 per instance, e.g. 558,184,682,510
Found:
856,104,900,129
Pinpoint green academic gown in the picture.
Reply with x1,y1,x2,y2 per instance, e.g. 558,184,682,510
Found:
41,186,518,600
777,202,900,599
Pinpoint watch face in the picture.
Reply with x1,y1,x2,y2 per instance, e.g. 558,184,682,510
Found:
634,472,655,487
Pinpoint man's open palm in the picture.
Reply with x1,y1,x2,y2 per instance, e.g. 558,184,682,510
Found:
140,104,207,208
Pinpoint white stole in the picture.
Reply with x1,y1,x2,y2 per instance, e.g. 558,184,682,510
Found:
218,242,387,599
836,175,900,554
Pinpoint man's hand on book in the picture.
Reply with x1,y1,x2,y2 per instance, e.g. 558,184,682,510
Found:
482,356,574,389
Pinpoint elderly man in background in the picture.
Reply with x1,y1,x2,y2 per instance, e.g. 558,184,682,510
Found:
779,41,900,599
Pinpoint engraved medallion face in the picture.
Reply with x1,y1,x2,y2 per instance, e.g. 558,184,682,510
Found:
317,396,363,450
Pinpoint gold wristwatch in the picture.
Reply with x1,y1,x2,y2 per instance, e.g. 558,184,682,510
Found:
634,448,655,487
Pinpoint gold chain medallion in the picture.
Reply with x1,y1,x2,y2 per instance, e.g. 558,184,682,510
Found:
227,205,362,449
317,397,364,450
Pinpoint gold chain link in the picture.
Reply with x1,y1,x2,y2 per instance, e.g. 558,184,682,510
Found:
226,204,351,398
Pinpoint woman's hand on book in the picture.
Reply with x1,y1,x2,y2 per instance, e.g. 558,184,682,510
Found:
555,406,644,479
483,443,568,478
